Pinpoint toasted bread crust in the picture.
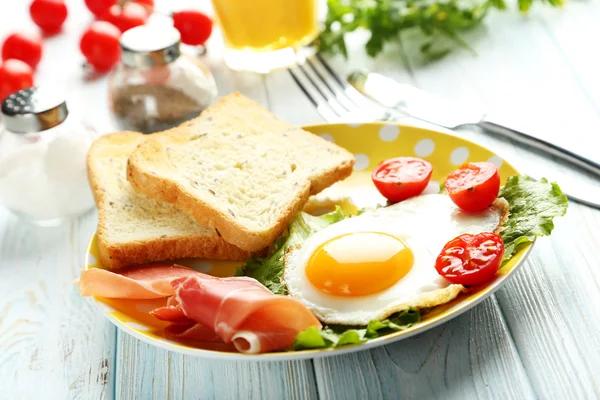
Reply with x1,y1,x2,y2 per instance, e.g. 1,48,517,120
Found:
88,131,253,269
96,234,251,269
127,92,355,252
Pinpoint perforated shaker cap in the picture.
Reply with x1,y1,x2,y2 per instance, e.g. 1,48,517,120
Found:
120,24,182,68
1,87,69,134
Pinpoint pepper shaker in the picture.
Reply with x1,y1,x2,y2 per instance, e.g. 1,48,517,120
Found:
108,24,218,134
0,87,97,226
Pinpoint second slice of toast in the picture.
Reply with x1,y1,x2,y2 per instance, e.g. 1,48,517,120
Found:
127,93,355,253
88,131,251,269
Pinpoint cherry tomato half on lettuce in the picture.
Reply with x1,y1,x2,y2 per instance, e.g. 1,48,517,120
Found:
444,162,500,212
371,157,433,203
435,232,504,286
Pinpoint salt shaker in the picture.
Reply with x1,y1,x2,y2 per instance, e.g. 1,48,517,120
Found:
0,87,97,226
108,24,218,134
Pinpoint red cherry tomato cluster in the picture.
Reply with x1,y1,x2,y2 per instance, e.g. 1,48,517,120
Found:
81,0,151,71
371,153,504,285
0,1,214,102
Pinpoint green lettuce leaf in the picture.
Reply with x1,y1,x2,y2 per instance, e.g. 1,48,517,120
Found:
499,176,568,261
235,207,347,294
293,309,420,350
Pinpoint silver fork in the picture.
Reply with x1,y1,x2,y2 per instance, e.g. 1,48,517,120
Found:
287,54,393,123
287,55,600,209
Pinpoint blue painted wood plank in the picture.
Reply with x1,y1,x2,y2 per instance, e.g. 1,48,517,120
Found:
115,332,318,400
0,211,116,399
312,297,535,400
495,204,600,399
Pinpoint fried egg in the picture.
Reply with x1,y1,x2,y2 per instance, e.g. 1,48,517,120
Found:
283,194,507,325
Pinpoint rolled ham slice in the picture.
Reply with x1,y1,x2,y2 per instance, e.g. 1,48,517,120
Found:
78,265,321,354
172,276,322,354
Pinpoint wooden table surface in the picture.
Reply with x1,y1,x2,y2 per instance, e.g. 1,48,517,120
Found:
1,0,599,398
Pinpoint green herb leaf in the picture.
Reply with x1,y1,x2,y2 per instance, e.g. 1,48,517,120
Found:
499,176,568,261
319,0,562,60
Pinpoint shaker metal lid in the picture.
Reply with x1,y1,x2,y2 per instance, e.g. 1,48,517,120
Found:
1,87,68,134
120,24,181,68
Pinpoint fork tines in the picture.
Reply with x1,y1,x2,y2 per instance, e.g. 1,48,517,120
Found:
288,54,385,123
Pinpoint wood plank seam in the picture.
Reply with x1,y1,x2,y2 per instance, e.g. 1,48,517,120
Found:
488,293,536,390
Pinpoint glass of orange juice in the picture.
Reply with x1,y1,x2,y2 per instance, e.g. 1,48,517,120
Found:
211,0,319,73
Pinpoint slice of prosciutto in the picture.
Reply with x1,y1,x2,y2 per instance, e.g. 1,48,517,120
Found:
79,265,209,299
78,265,321,354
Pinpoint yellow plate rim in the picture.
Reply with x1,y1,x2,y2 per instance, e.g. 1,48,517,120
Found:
84,122,533,361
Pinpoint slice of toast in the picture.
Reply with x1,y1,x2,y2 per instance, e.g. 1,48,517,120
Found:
87,131,251,269
127,93,355,253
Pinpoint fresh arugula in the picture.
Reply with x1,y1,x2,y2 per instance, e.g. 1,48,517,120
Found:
318,0,564,61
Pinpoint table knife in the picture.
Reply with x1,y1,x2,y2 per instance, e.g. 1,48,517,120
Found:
348,70,600,178
347,70,600,209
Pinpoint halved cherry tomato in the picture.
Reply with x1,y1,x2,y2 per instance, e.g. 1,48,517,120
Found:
101,2,147,33
435,232,504,286
444,162,500,212
372,157,433,202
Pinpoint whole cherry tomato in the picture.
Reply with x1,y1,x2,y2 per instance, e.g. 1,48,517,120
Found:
132,0,153,12
371,157,433,203
0,59,35,102
1,33,43,70
444,162,500,212
101,2,148,33
85,0,116,18
435,232,504,286
80,21,121,72
172,10,213,46
29,0,68,35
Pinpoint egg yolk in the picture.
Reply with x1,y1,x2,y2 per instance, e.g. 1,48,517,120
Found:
305,232,414,297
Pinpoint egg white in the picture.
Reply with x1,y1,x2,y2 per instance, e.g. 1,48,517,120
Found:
283,194,506,325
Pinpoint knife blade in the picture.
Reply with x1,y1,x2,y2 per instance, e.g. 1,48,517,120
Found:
348,70,600,178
